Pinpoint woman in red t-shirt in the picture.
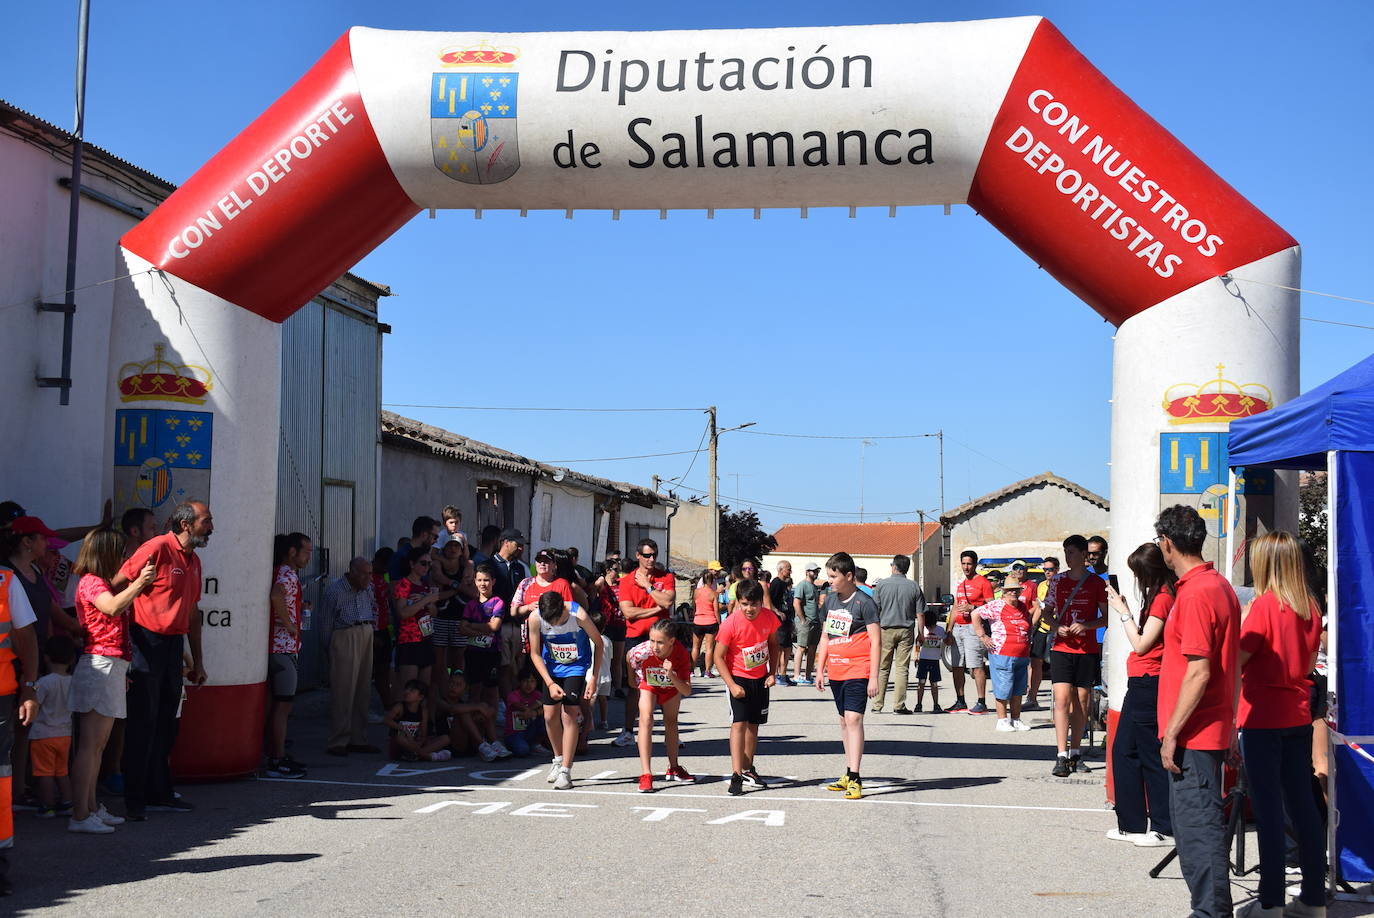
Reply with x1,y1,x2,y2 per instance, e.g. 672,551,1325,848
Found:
1104,542,1177,846
68,529,154,833
691,570,721,678
1238,531,1326,915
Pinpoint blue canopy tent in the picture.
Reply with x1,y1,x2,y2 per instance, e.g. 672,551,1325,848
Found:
1228,352,1374,897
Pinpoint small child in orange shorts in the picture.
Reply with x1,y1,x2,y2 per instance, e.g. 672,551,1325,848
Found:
32,634,77,818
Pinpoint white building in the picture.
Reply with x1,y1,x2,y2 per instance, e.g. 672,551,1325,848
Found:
939,471,1110,592
763,522,944,595
380,411,669,563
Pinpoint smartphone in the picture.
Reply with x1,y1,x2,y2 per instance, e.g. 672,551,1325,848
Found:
1107,574,1119,593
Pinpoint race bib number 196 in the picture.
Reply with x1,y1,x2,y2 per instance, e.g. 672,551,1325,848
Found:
742,642,769,670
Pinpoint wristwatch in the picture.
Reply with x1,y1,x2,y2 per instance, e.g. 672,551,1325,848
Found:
1118,614,1132,623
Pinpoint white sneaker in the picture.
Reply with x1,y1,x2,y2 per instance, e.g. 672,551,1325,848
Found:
1105,827,1145,842
96,804,125,826
68,814,115,834
430,749,453,762
995,718,1015,732
613,730,635,747
491,740,513,759
1012,719,1032,732
553,767,572,790
1133,831,1172,848
546,756,564,782
477,742,497,762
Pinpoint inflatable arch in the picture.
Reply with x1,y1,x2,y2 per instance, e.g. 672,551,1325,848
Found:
108,17,1299,776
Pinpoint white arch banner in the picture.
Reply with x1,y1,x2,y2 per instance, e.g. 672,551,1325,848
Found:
109,18,1298,776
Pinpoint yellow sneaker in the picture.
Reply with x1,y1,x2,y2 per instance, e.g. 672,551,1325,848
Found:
825,775,850,792
844,778,863,800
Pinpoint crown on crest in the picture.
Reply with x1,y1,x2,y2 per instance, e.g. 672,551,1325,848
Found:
437,41,519,67
1161,364,1271,425
118,344,213,405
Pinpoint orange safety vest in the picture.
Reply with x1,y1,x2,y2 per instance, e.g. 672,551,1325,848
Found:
0,568,14,850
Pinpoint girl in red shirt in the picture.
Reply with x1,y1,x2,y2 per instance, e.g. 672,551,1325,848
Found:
691,570,721,678
1238,531,1325,916
1104,543,1177,847
68,529,154,834
391,548,455,694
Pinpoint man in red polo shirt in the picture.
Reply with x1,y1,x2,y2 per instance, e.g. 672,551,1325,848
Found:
118,500,213,820
1154,505,1239,918
614,538,674,747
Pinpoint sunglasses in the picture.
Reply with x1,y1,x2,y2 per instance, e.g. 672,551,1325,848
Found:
639,551,657,559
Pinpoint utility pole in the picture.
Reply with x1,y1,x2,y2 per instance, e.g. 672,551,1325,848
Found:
917,509,926,590
859,438,874,522
938,429,947,564
707,409,755,564
708,406,718,563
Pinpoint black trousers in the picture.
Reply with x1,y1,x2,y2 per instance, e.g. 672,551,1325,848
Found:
1112,675,1172,835
123,624,184,812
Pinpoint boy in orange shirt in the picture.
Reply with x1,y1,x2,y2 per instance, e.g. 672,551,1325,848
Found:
714,580,781,796
814,551,881,799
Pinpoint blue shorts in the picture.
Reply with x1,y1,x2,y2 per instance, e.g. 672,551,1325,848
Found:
989,654,1029,701
830,678,868,716
915,659,942,684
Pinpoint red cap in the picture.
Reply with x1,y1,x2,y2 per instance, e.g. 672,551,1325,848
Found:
11,516,66,548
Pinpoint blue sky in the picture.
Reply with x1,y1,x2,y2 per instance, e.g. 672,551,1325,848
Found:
5,1,1372,531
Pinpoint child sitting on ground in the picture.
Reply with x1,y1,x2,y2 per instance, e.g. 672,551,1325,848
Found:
915,608,945,713
504,667,546,757
384,679,451,762
436,670,511,761
32,634,77,818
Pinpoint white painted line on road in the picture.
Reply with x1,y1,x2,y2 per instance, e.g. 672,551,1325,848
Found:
262,776,1112,815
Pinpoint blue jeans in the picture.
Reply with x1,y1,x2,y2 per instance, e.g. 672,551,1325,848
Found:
1241,725,1325,909
505,720,545,757
1112,675,1172,835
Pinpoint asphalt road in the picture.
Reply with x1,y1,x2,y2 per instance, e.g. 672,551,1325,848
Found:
9,677,1374,917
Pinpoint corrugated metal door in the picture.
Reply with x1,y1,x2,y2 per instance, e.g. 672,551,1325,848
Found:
324,307,378,559
305,480,355,687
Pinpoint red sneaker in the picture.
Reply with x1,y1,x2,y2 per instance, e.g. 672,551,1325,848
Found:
664,764,696,783
638,773,654,793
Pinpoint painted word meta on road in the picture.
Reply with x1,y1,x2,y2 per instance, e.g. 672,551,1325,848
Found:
414,799,785,826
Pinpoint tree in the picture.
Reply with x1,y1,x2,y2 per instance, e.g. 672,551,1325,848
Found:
1298,471,1328,569
718,505,776,568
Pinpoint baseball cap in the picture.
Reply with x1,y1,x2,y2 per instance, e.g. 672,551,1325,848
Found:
805,563,822,572
499,528,526,545
707,560,723,571
12,516,66,548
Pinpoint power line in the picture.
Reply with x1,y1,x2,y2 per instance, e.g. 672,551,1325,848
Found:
1301,316,1374,331
664,419,711,486
738,429,940,441
383,403,704,413
667,481,921,518
545,448,703,464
